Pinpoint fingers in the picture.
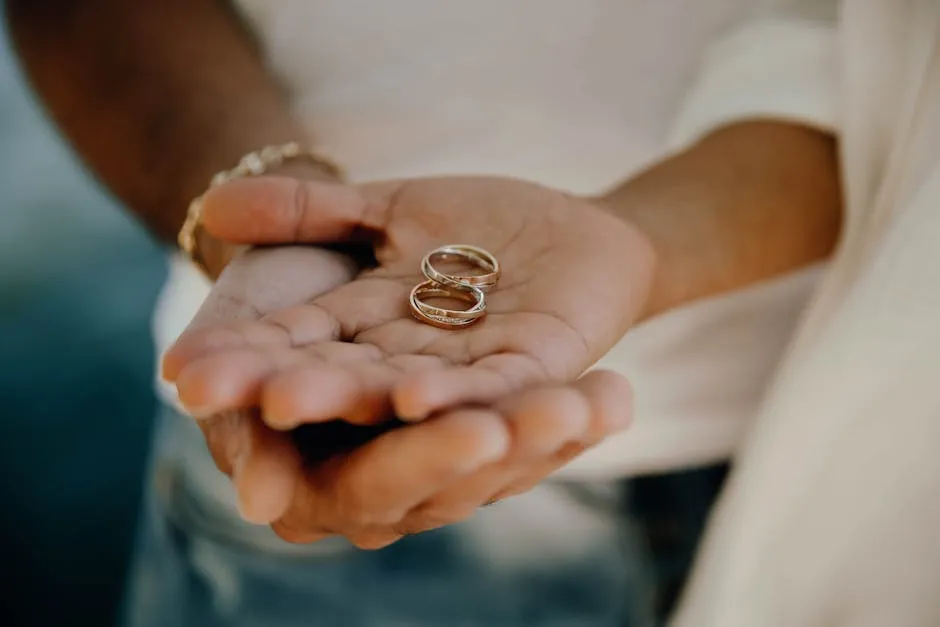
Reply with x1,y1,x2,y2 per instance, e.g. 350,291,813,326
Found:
166,275,428,421
390,313,592,421
402,387,591,530
196,409,301,525
392,353,548,421
163,304,339,382
163,247,357,530
166,275,412,388
164,321,289,383
571,369,635,441
201,177,399,245
174,341,409,421
495,385,594,456
308,278,410,339
271,409,510,543
263,364,400,428
268,370,633,547
175,347,302,418
187,246,356,331
339,408,511,517
163,244,356,381
232,418,303,524
397,371,632,534
487,442,587,502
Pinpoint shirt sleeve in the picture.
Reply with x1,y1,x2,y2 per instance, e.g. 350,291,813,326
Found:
668,0,840,150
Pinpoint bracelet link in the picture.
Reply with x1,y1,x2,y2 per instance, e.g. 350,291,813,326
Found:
178,142,343,275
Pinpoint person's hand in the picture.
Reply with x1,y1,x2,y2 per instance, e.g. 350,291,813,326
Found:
167,175,656,418
170,244,360,524
163,175,655,545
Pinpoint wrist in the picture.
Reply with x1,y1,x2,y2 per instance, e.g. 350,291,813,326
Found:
182,145,345,279
597,121,841,321
595,180,705,322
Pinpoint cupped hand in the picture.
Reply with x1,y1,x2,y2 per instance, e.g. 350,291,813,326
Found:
166,175,655,421
266,370,633,549
163,175,655,544
167,244,359,524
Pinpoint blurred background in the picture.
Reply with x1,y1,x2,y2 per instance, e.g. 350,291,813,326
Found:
0,15,167,627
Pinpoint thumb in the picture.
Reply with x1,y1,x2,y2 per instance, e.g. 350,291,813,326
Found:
201,176,396,245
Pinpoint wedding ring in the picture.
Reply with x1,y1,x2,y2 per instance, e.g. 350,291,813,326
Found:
409,280,486,329
421,244,501,293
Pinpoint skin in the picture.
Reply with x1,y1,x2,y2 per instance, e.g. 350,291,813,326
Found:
5,0,332,274
7,1,841,548
166,124,840,545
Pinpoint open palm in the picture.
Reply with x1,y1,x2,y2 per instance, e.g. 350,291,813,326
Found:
165,175,655,428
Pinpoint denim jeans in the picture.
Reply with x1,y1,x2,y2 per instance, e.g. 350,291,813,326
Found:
122,408,724,627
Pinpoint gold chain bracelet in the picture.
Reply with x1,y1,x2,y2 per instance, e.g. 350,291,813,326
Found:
178,142,344,274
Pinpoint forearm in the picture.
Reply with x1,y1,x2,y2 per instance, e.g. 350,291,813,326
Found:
600,121,841,320
5,0,317,245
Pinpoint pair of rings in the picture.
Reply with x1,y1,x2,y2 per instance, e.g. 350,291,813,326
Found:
409,244,501,329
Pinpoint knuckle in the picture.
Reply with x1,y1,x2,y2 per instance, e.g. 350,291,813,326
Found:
588,372,634,435
333,485,399,529
289,178,310,240
553,442,587,462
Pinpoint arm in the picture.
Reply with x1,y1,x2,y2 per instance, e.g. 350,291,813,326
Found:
602,119,841,322
569,1,843,476
5,0,333,276
6,0,360,525
555,121,841,478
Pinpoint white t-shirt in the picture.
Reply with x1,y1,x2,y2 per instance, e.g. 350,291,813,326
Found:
153,0,837,519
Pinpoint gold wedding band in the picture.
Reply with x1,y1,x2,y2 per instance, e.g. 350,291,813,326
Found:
409,244,500,330
421,244,501,293
409,280,487,329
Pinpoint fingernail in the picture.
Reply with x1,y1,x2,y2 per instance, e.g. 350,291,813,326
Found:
396,409,428,424
236,480,288,526
392,398,426,423
237,499,273,526
160,344,189,382
456,428,510,473
391,387,430,423
260,409,298,431
184,404,221,420
231,453,268,526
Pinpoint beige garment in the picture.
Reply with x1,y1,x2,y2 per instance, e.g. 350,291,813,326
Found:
673,1,940,624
